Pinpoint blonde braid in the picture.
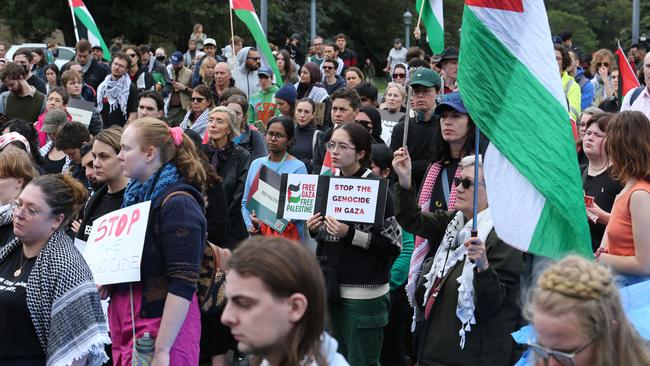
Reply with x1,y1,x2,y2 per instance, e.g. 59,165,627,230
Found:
537,256,615,300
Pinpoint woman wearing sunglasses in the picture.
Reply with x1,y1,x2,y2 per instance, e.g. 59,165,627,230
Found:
589,49,616,107
392,146,524,365
526,255,650,366
307,123,402,365
241,116,307,240
390,63,409,86
180,84,214,137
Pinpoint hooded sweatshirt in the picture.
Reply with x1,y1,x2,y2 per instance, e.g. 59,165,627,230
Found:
248,84,280,126
233,46,261,98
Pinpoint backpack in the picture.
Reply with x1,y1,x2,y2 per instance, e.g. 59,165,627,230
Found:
629,87,645,106
161,191,231,315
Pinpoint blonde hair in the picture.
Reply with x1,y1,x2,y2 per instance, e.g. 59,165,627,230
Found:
128,118,207,192
526,255,650,366
0,149,38,184
385,82,406,100
199,56,217,81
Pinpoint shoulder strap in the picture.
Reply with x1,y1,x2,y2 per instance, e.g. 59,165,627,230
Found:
162,190,194,207
630,87,644,106
580,165,589,185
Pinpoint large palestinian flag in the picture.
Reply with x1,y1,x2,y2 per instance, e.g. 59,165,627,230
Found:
230,0,283,86
458,0,591,258
69,0,111,61
415,0,445,54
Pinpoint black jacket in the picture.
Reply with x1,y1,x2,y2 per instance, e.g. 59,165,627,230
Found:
81,59,110,91
390,114,441,190
202,143,251,248
205,179,229,246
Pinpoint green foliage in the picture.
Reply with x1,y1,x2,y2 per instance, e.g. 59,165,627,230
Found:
547,10,598,52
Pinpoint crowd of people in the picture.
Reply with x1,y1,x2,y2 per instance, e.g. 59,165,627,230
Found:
0,23,649,366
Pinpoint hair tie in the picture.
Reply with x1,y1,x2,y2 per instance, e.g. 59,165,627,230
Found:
169,127,184,146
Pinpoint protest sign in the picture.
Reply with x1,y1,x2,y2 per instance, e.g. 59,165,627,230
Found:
67,98,95,127
278,174,328,221
277,174,388,225
82,201,151,285
246,165,288,233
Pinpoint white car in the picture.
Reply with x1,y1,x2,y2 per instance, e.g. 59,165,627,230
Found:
5,43,76,69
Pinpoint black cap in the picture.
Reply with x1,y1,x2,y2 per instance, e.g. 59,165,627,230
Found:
436,47,459,67
290,33,301,40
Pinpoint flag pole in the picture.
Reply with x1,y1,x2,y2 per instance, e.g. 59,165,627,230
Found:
471,126,480,237
416,0,426,30
68,0,80,43
229,1,236,60
616,40,623,103
402,85,413,148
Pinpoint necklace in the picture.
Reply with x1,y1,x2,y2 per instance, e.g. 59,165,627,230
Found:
14,249,27,277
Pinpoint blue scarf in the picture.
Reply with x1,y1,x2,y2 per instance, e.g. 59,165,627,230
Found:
122,163,180,208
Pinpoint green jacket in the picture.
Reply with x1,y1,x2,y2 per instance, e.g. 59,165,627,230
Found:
394,184,524,366
247,84,280,127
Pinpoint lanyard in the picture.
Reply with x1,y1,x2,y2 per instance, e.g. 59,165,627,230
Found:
265,152,288,172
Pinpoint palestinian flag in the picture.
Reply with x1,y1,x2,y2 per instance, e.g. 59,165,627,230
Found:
230,0,283,86
458,0,591,258
319,150,339,176
245,165,288,233
415,0,445,54
69,0,111,61
615,41,641,101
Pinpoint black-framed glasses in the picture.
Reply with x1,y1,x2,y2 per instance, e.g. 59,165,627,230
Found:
323,66,335,70
266,132,287,140
453,177,485,189
526,336,596,366
247,57,261,61
191,97,206,103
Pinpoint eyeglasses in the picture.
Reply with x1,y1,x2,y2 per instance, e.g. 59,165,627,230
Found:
323,66,335,70
266,132,287,140
126,53,137,58
247,57,261,61
453,177,485,189
596,62,610,68
412,88,434,97
191,97,206,103
526,336,596,366
392,73,406,79
11,200,44,220
326,141,356,152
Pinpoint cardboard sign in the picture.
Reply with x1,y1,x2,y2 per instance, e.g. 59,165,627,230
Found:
67,98,95,127
82,201,151,285
326,177,387,224
278,174,328,220
277,174,389,225
246,165,288,233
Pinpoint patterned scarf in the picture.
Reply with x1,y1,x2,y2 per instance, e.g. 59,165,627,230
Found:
180,108,211,137
0,229,110,365
208,140,234,171
406,161,462,306
122,163,180,208
417,209,493,349
0,202,14,226
96,73,131,119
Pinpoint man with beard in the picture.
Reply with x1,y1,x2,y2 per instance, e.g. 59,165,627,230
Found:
0,48,46,94
96,52,138,127
0,62,46,122
233,47,261,98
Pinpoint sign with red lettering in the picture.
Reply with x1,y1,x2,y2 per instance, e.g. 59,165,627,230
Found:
82,201,151,285
277,174,388,225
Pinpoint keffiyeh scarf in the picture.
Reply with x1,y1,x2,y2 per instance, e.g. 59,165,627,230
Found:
96,73,131,119
0,229,110,366
416,209,493,349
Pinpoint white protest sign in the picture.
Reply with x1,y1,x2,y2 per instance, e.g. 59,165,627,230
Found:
67,98,95,127
280,174,320,221
325,178,381,224
82,201,151,285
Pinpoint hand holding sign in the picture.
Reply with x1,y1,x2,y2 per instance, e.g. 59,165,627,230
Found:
324,215,349,237
307,213,324,234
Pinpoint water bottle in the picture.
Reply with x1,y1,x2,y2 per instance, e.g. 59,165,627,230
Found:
133,331,155,366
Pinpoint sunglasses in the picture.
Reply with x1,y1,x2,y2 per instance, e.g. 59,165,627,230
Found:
191,97,206,102
392,73,406,79
526,336,596,366
323,66,335,70
596,62,610,68
247,57,261,61
453,177,485,189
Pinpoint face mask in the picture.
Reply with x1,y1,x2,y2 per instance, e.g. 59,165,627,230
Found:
156,55,165,62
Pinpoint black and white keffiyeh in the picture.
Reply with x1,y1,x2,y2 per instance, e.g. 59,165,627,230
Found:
0,229,110,366
96,73,131,119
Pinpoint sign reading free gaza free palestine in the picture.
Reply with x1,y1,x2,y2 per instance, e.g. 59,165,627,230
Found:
278,174,389,225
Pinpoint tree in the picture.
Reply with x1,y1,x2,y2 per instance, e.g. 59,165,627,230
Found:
547,10,598,52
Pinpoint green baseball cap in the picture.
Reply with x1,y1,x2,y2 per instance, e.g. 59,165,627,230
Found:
408,68,442,88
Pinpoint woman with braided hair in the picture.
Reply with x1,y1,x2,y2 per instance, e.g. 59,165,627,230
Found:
526,255,650,366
